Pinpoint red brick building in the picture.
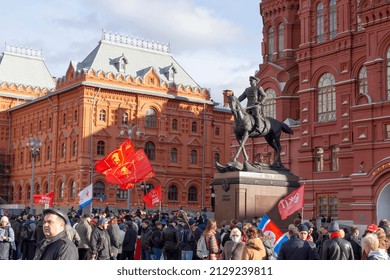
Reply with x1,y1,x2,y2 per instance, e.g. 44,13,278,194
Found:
0,32,233,213
249,0,390,225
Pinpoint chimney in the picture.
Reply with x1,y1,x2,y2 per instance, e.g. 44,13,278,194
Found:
223,90,233,108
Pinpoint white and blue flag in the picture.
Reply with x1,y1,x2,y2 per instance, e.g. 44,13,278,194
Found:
78,184,93,209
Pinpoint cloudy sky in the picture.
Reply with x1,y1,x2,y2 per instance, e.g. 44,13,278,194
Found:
1,0,264,103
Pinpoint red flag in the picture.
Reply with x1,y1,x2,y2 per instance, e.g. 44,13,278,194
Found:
95,139,136,174
105,149,155,186
33,191,54,207
278,183,305,220
142,185,162,208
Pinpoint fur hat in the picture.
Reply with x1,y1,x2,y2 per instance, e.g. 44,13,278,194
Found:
328,221,340,233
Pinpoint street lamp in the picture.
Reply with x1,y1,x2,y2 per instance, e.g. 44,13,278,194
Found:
120,123,141,212
26,137,42,214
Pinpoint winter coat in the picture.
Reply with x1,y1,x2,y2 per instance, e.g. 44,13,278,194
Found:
367,249,390,260
122,226,137,252
0,223,15,260
65,224,81,247
108,223,122,257
221,240,245,260
140,226,153,250
321,237,354,260
278,234,319,260
150,228,164,249
75,219,93,249
241,238,266,260
33,230,78,260
163,224,180,251
91,226,111,260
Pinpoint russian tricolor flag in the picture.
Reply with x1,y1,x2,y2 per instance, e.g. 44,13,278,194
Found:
78,183,93,209
258,214,289,255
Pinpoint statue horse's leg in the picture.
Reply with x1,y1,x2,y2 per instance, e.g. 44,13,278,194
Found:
232,131,250,162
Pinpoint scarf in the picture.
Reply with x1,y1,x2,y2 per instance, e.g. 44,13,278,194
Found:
330,232,341,239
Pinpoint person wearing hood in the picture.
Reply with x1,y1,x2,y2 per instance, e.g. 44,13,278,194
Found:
221,228,245,260
241,227,266,260
258,228,277,260
0,215,15,260
362,233,390,260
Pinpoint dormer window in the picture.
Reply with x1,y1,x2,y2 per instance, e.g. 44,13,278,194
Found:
163,62,177,82
113,53,128,73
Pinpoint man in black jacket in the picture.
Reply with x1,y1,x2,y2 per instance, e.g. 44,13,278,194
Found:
120,221,137,260
278,226,319,260
33,209,78,260
321,221,354,260
163,218,180,260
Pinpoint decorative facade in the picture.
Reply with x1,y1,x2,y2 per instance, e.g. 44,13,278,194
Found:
0,31,233,213
251,0,390,226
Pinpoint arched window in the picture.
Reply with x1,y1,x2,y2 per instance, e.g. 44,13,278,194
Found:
27,184,31,200
48,117,52,129
188,186,198,202
145,141,156,161
331,146,340,171
74,109,78,122
70,180,77,199
39,121,42,131
387,47,390,100
72,140,78,156
58,181,65,199
318,73,336,122
145,108,157,128
329,0,337,39
170,148,178,163
267,26,274,60
168,185,178,201
264,89,276,118
190,150,197,164
44,181,49,194
214,153,220,163
99,109,106,122
215,127,220,136
278,23,284,55
18,185,22,201
63,113,66,125
36,184,41,195
172,119,178,131
315,147,324,172
61,143,66,158
46,145,51,161
122,112,129,124
358,66,368,95
93,181,105,199
317,3,324,43
191,121,197,133
97,141,105,156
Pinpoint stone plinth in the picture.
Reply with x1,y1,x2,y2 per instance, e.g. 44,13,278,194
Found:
212,170,300,230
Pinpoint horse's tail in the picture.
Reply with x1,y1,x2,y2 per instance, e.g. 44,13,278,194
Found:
281,122,294,135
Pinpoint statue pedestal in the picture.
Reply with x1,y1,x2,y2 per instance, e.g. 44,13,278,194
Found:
212,169,300,230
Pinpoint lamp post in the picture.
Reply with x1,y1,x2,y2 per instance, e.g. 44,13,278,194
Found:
120,124,140,212
27,137,42,214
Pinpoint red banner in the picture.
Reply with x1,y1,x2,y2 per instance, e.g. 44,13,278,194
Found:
105,149,155,187
142,185,162,208
33,191,54,207
278,183,305,220
95,139,135,174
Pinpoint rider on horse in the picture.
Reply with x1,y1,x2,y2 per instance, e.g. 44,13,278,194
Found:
237,76,267,133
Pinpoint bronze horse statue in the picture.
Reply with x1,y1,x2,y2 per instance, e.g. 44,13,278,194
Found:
226,92,293,167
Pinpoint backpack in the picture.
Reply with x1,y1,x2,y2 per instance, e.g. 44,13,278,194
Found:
20,223,33,241
196,235,209,259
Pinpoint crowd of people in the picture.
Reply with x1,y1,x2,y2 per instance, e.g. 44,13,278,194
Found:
0,207,389,260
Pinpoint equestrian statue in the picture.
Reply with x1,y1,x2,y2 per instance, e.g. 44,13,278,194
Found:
216,76,294,173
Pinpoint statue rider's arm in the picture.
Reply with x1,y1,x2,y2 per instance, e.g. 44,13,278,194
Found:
259,86,267,104
237,88,248,102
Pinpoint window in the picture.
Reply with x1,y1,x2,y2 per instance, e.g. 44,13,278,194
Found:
267,26,274,60
145,141,156,161
27,184,31,200
190,150,197,164
36,184,41,195
168,185,178,201
264,89,276,118
331,146,340,171
39,121,42,131
145,108,157,128
172,119,178,131
387,48,390,100
48,117,52,130
116,188,128,200
58,181,64,199
61,143,66,158
72,140,77,156
63,113,66,125
99,110,106,122
318,73,336,122
74,109,78,122
18,185,22,201
70,180,76,199
188,186,198,202
20,152,24,165
93,181,105,199
329,0,337,39
170,148,178,163
317,3,324,43
215,127,220,136
317,194,338,219
214,153,220,164
122,113,129,124
278,23,284,55
44,181,49,194
46,146,51,161
358,66,368,95
97,141,105,156
386,124,390,139
191,121,197,133
315,147,324,172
